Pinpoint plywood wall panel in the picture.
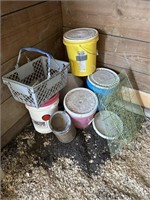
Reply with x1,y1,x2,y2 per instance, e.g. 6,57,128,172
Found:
62,0,150,42
1,2,62,64
1,97,28,136
1,114,31,149
1,1,41,16
1,1,64,147
97,35,150,75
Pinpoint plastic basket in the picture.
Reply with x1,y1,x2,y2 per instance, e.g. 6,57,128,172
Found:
2,47,69,108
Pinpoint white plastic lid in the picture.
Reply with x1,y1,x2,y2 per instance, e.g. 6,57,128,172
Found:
64,88,97,114
92,111,123,140
89,68,119,88
63,28,98,41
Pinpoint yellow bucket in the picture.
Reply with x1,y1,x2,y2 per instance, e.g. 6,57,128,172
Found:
63,28,99,77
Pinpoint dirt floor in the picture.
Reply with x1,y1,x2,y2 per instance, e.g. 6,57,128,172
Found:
1,118,150,200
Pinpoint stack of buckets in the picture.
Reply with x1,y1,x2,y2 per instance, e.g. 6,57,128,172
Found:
26,27,120,143
62,28,99,131
63,28,121,140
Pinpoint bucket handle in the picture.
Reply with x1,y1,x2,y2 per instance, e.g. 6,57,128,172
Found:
15,47,52,78
79,45,99,56
88,118,94,126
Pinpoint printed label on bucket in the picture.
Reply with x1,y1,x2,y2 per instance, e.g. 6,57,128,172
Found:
78,61,86,72
76,51,87,61
76,51,87,73
32,120,49,128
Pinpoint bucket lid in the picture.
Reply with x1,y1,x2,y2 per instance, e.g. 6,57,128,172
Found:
63,28,98,41
89,68,119,88
64,88,97,114
92,111,123,140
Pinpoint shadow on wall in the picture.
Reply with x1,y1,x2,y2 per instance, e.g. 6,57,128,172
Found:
96,29,106,66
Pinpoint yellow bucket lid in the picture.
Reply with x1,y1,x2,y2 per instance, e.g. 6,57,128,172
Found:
63,28,98,41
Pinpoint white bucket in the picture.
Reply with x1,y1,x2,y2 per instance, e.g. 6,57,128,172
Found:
92,111,123,140
25,93,59,134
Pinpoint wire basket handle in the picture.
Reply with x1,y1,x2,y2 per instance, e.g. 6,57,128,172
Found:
16,47,52,78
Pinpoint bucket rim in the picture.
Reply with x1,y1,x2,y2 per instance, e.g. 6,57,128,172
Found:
92,111,124,140
25,93,60,111
63,87,98,118
41,93,59,107
87,76,119,90
63,36,99,44
63,28,99,42
87,68,120,89
25,95,59,111
49,111,72,134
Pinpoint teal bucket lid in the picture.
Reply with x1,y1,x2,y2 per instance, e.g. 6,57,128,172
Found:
89,68,120,88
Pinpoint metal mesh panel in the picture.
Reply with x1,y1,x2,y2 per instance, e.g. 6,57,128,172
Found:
97,71,145,156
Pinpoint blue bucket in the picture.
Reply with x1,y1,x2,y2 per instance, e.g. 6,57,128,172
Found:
87,68,120,96
87,68,120,110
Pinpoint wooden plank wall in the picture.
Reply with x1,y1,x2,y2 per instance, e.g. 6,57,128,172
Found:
1,1,64,148
61,0,150,107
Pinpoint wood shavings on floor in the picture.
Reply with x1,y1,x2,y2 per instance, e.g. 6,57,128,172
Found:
1,119,150,200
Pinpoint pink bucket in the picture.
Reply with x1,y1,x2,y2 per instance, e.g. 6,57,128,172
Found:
63,88,98,129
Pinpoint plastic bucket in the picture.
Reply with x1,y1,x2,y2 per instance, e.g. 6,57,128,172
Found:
63,28,99,77
92,111,123,140
64,88,98,129
87,68,120,95
50,111,76,143
87,68,119,110
25,93,59,134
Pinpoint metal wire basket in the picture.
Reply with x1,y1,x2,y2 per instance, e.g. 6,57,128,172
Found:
2,48,69,108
